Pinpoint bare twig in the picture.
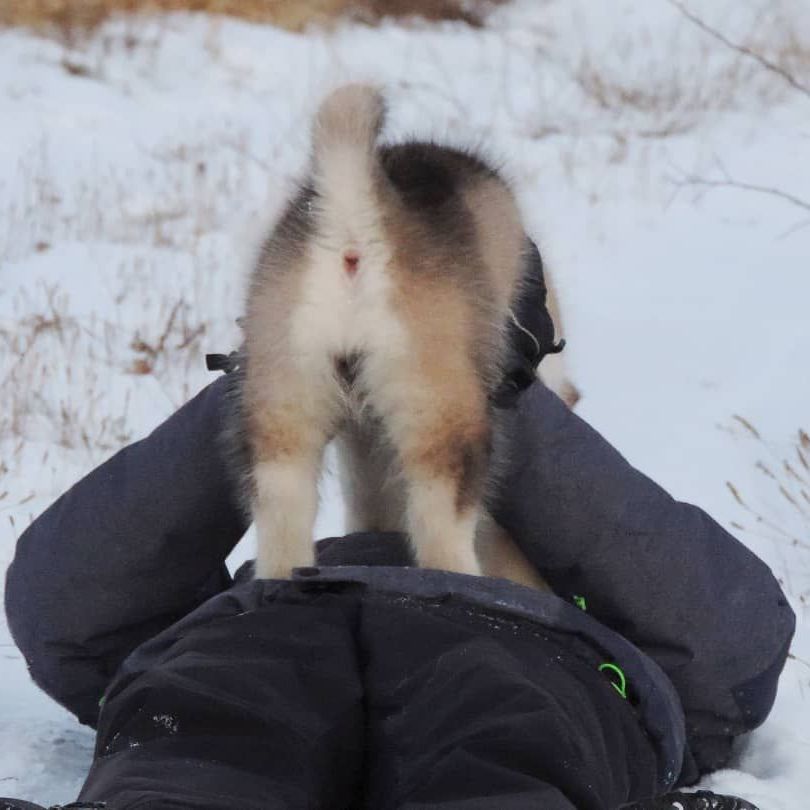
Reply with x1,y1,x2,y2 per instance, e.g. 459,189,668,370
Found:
778,217,810,241
672,155,810,228
131,300,183,360
678,175,810,215
733,414,762,439
789,652,810,673
667,0,810,101
724,419,810,559
175,323,206,351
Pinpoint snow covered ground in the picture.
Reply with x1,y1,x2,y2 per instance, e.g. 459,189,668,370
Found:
1,0,809,804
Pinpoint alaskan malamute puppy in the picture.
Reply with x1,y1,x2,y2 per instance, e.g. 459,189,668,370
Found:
237,84,545,585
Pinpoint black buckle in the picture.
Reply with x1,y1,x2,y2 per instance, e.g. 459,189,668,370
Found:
205,351,241,374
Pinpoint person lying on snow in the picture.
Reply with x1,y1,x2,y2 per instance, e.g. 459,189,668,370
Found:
3,248,793,810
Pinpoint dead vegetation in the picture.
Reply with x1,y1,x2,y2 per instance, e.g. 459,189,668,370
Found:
0,286,126,452
671,155,810,238
0,0,504,34
724,416,810,602
638,3,810,232
129,299,207,376
667,0,810,101
571,2,810,141
0,281,208,454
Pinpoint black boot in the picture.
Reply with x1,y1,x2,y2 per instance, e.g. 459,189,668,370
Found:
619,790,759,810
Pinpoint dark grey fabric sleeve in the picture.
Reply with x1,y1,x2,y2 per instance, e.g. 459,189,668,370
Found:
4,377,247,726
491,380,796,784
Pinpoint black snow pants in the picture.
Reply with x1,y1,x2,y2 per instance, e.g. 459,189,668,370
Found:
77,566,681,810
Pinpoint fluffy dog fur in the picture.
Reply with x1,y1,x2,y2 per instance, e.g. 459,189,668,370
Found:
236,84,546,586
539,275,580,408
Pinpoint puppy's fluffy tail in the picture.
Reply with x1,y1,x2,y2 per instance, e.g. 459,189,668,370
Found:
311,85,386,222
313,84,386,160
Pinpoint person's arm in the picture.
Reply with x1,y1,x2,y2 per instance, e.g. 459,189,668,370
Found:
4,376,247,727
491,381,796,785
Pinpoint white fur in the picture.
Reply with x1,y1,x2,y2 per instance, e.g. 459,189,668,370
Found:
254,457,322,577
538,351,580,407
406,477,482,575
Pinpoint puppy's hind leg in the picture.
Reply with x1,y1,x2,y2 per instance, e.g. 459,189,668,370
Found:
475,511,551,591
372,358,491,576
406,459,486,576
246,370,335,580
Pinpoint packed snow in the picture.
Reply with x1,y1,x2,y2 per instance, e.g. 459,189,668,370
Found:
1,0,809,805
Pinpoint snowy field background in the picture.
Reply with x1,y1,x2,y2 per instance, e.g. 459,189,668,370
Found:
1,0,809,805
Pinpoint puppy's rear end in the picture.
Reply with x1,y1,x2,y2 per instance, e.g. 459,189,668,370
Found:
242,85,528,579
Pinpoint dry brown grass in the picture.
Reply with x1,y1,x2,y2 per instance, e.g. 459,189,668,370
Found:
0,0,503,34
129,299,207,376
572,4,810,137
724,415,810,603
